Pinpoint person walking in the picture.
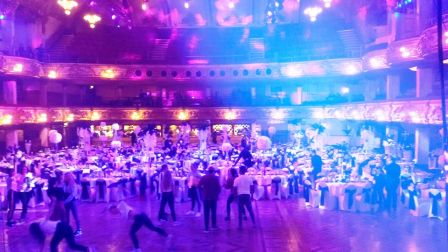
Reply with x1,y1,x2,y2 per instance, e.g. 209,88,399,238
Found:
385,156,401,214
186,163,202,217
198,166,221,232
233,166,256,229
158,164,177,223
63,172,82,236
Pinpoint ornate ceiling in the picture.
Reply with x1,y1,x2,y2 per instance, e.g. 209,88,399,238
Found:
3,0,372,28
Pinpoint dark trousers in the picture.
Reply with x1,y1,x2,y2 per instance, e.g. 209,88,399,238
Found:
130,213,167,249
372,186,385,210
189,186,201,212
7,190,32,221
50,222,88,252
65,199,81,230
158,192,176,221
203,200,217,230
226,193,246,218
238,194,255,227
385,184,399,211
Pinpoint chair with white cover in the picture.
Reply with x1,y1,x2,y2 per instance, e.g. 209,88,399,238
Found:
355,184,373,212
317,182,332,209
80,180,92,202
428,189,445,220
270,177,282,200
95,179,107,202
339,184,357,212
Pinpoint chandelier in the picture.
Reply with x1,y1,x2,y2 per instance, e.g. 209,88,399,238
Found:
57,0,79,15
83,14,102,29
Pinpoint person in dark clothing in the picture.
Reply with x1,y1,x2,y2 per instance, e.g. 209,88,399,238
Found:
385,157,401,213
198,166,221,232
130,132,137,146
30,221,89,252
310,150,323,185
234,145,253,168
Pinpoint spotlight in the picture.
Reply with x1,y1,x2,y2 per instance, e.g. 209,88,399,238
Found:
112,15,116,20
142,1,148,11
0,14,5,20
399,46,410,58
340,87,350,94
89,85,94,89
184,1,190,9
83,13,101,29
48,70,58,79
409,66,417,71
228,1,235,9
304,6,322,22
12,63,23,73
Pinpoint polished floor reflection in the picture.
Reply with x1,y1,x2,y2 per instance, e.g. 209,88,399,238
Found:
2,194,447,252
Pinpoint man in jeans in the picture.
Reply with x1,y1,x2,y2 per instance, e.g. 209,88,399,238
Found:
198,166,221,232
233,166,256,229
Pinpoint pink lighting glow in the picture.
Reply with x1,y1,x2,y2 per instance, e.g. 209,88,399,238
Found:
369,57,386,69
187,59,209,65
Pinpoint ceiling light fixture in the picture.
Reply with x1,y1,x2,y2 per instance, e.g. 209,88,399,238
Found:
57,0,79,15
83,13,101,29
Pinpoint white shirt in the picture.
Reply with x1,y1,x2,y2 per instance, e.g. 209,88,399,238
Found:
234,174,253,195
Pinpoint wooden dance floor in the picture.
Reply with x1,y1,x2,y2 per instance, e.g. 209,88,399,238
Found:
2,195,447,252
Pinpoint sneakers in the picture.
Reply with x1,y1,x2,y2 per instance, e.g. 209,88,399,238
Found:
172,221,180,226
210,226,219,231
203,229,209,233
186,210,194,215
74,229,83,236
194,212,201,217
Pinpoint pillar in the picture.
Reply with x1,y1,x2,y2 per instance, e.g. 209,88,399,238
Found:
3,80,17,105
386,74,400,100
416,68,433,98
62,85,68,106
5,130,19,149
40,83,48,106
415,128,430,166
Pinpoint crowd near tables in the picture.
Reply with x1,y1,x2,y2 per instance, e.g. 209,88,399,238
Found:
0,137,446,227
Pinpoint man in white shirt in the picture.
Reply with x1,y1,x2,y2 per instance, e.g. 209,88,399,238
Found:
233,166,256,228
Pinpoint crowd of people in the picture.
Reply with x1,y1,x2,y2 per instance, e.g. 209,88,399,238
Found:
1,127,438,251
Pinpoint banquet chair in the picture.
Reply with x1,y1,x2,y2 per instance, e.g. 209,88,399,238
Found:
317,182,331,209
95,179,107,203
33,182,46,206
339,185,357,212
355,185,373,213
303,179,314,207
270,177,282,200
128,177,138,197
407,185,430,217
117,178,129,201
428,189,445,220
80,180,92,201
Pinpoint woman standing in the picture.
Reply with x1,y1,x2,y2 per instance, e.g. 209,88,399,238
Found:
64,172,82,236
186,163,202,217
158,164,177,223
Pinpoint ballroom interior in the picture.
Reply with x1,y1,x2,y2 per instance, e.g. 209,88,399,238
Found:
0,0,447,251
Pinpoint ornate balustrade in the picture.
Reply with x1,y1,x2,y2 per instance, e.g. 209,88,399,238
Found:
0,99,441,126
